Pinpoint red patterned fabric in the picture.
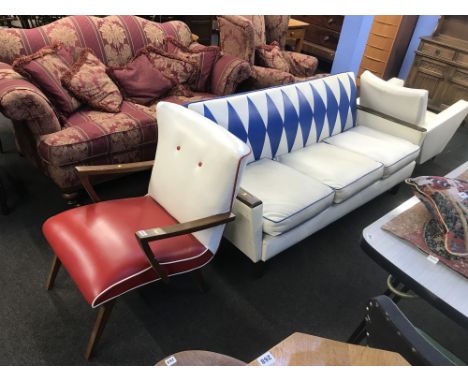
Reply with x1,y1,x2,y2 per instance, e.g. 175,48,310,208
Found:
43,195,211,307
210,54,252,96
265,16,290,49
0,16,192,66
217,15,256,65
166,37,220,92
62,49,123,113
136,45,195,86
39,101,156,166
109,54,174,105
12,45,81,115
283,51,319,78
249,65,295,89
0,62,61,134
255,42,290,72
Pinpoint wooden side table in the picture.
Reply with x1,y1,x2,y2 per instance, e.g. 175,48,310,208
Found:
287,18,310,52
249,332,410,366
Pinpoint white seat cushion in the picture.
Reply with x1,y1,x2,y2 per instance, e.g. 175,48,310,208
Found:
241,159,335,236
324,125,420,177
277,143,384,203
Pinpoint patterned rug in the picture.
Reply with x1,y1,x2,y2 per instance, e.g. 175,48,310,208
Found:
383,169,468,279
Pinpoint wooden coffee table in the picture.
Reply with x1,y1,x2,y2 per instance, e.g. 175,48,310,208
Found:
249,332,409,366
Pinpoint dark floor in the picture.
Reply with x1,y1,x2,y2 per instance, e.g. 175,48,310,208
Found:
0,114,467,366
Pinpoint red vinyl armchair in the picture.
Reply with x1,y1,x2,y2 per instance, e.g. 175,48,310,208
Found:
42,102,251,359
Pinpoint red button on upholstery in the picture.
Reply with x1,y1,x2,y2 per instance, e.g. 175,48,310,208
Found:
43,196,211,307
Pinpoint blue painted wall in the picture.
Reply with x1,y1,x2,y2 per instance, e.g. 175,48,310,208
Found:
331,15,374,76
398,16,440,80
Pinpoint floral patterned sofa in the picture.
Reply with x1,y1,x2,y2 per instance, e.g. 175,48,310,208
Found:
0,16,251,200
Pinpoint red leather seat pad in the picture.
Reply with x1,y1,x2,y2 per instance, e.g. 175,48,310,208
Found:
43,196,211,307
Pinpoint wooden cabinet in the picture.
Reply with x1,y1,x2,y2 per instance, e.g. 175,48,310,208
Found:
406,16,468,112
292,15,344,63
358,16,418,81
153,16,213,45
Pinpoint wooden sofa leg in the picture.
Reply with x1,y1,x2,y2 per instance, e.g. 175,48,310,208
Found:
85,300,116,360
45,255,62,290
191,268,209,293
62,191,80,207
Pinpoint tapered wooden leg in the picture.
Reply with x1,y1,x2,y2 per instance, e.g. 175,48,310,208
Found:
45,255,62,290
85,300,116,360
191,268,209,293
252,261,266,278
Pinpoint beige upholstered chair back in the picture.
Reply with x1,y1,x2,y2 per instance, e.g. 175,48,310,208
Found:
148,102,250,253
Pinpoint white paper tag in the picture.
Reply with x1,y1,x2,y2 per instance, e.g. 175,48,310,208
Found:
458,192,468,200
164,355,177,366
427,255,439,264
257,351,275,366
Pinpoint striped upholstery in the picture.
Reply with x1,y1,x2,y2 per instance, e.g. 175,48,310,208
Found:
0,16,192,67
187,72,357,163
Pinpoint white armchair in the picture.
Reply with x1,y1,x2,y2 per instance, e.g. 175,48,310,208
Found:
358,70,468,164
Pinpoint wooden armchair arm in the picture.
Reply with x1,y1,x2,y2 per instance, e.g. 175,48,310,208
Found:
135,212,235,282
75,160,154,203
237,188,262,208
357,105,426,133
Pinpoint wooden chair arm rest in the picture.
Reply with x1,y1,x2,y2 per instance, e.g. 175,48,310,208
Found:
237,188,262,208
357,105,427,133
75,160,154,203
135,212,235,282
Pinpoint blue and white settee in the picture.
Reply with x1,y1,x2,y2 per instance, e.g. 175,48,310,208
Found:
186,71,466,264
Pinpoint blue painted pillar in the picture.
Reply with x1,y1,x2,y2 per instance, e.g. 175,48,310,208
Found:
398,16,440,80
331,15,374,76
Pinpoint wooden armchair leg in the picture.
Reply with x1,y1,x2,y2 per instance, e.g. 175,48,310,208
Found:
191,268,209,293
45,255,62,290
85,300,116,360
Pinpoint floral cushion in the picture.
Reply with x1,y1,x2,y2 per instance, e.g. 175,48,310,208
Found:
136,45,195,87
109,54,174,105
166,37,220,92
62,48,123,113
406,176,468,257
255,42,290,72
12,44,81,116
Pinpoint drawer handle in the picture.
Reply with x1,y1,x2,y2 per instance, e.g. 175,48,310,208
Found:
435,49,441,56
323,36,330,42
327,17,334,24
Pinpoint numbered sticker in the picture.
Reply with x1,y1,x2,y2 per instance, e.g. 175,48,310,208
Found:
257,351,275,366
427,255,439,264
164,355,177,366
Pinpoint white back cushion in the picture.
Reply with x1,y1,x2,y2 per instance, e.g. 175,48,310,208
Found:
360,70,428,125
148,102,251,253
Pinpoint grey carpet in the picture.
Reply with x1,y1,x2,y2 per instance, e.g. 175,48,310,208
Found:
0,113,467,365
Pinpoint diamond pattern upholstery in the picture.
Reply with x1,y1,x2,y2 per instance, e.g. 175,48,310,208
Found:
187,72,357,163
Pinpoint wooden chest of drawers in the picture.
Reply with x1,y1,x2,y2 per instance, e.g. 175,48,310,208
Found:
358,16,418,81
292,15,344,63
406,16,468,112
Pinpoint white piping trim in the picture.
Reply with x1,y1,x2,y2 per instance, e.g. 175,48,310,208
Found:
90,248,210,308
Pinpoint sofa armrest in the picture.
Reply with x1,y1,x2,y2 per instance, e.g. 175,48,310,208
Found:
356,106,426,146
418,100,468,164
0,63,61,136
210,54,252,96
217,15,255,64
249,65,295,90
237,188,262,208
282,51,318,77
